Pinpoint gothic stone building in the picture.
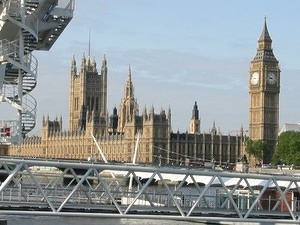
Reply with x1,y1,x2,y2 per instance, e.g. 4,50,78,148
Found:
8,52,245,166
8,19,283,166
7,19,280,166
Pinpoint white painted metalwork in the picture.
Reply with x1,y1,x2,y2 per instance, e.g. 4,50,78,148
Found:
0,157,300,224
0,0,74,144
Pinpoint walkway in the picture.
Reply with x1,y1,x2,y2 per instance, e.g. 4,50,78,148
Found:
0,157,300,224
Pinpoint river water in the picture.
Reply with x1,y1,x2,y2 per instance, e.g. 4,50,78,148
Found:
1,215,289,225
2,215,205,225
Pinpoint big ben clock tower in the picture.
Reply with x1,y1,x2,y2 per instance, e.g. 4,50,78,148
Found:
249,18,280,163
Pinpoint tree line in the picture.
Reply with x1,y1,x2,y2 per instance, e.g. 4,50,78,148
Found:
245,131,300,166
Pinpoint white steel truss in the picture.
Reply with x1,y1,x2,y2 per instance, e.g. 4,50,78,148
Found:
0,157,300,224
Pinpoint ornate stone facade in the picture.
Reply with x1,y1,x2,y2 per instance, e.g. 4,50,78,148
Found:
249,19,280,163
8,49,249,166
4,18,285,167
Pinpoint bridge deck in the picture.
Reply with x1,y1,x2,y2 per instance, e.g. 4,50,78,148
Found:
0,157,300,224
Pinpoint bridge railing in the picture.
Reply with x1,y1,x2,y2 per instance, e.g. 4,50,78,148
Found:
0,157,300,224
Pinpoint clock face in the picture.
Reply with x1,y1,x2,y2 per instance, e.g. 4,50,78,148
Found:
267,72,277,85
251,72,259,85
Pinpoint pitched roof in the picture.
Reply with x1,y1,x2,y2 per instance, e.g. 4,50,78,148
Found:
279,122,300,135
259,17,272,42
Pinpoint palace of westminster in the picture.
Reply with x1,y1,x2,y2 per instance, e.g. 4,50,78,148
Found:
6,19,280,166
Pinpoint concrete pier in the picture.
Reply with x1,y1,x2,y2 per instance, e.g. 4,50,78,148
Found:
0,219,7,225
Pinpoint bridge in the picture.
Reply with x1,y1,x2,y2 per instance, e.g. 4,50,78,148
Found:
0,157,300,224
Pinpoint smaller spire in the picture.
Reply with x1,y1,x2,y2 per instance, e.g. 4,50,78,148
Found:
92,56,97,71
150,105,154,114
113,106,117,115
102,54,107,65
124,65,134,99
143,105,147,116
71,55,77,75
128,64,132,80
81,53,86,68
87,55,91,66
210,120,217,136
253,17,277,61
192,101,199,120
101,54,107,74
71,55,76,67
259,17,272,42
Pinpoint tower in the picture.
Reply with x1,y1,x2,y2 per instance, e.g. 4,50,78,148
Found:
117,66,139,133
189,101,200,134
69,54,108,134
249,18,280,163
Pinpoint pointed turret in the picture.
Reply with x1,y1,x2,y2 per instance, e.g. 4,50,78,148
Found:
189,101,200,134
253,18,277,62
109,106,118,134
128,64,131,78
101,54,107,73
143,105,148,120
92,56,97,72
117,66,138,132
192,101,199,120
71,55,77,76
79,53,87,75
87,55,91,67
81,53,86,71
211,120,217,136
60,115,63,131
259,17,272,42
102,54,107,66
125,65,134,99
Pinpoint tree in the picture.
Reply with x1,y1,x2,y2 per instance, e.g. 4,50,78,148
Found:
272,131,300,166
245,139,267,163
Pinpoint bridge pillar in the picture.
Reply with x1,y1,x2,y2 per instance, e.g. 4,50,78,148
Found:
0,219,7,225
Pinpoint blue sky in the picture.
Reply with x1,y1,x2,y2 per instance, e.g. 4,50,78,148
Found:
2,0,300,135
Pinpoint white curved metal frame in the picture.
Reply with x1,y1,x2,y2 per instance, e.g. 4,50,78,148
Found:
0,157,300,224
0,0,74,144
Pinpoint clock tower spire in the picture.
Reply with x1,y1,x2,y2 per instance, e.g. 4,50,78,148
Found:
249,18,280,163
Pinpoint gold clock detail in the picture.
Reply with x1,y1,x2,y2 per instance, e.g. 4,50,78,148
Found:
251,72,259,85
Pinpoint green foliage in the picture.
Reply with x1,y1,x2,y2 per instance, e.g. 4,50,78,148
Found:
245,139,267,162
272,131,300,166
